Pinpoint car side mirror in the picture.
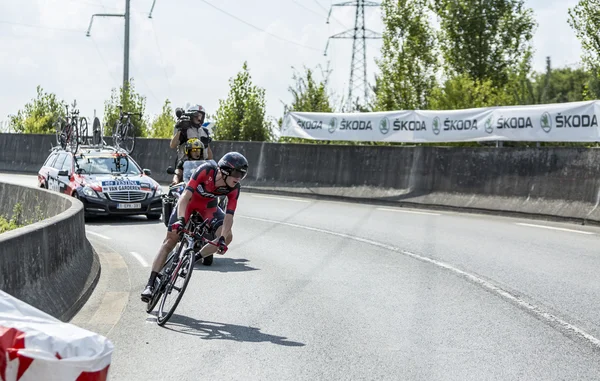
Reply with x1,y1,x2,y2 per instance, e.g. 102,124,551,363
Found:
143,169,152,176
166,166,175,175
58,170,68,176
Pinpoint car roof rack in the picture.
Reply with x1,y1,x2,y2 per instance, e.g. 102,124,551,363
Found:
48,144,130,155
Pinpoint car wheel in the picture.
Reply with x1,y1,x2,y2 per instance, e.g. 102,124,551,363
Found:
147,213,161,221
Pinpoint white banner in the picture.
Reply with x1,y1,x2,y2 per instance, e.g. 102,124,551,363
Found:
0,290,113,381
280,100,600,142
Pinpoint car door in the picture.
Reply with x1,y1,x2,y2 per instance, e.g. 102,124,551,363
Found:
57,154,73,195
39,152,58,188
48,153,67,193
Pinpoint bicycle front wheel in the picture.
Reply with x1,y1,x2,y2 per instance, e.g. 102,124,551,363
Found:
121,122,136,154
156,248,195,326
79,117,89,145
67,123,79,153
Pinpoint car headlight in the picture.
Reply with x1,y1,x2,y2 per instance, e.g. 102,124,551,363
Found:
82,186,103,198
154,187,163,196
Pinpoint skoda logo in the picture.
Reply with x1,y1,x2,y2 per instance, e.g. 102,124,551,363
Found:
328,117,338,133
379,117,390,134
485,115,494,134
432,117,441,135
540,112,552,133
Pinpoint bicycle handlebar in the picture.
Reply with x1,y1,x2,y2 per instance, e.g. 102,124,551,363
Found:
180,228,228,253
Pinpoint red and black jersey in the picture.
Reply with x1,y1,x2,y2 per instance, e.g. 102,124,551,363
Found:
184,161,240,220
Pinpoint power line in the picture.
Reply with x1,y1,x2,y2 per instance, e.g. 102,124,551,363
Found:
198,0,322,52
313,0,348,28
290,0,326,18
89,36,119,84
149,19,172,98
0,20,83,33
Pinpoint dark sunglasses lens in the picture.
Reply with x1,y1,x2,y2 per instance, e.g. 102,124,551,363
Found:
231,169,247,179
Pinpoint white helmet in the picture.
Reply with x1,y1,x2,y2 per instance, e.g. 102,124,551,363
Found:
187,104,206,116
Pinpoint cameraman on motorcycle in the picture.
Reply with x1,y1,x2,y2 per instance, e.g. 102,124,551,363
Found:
170,104,213,162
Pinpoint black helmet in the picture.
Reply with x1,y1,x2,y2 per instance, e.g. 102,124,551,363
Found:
218,152,248,180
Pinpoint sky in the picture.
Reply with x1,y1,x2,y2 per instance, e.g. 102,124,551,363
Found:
0,0,586,131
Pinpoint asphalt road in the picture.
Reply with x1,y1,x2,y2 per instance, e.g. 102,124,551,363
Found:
2,172,600,380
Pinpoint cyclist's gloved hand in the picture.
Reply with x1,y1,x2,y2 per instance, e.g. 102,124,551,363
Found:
172,217,185,233
217,236,228,254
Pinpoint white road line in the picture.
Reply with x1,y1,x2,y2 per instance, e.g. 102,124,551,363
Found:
129,252,149,267
516,223,595,235
377,207,441,216
240,215,600,350
87,231,110,240
251,194,310,203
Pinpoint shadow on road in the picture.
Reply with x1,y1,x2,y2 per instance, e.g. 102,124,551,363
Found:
163,314,305,347
194,257,259,273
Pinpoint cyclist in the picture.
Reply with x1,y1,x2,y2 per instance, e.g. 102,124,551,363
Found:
140,152,249,303
170,104,213,162
170,138,206,185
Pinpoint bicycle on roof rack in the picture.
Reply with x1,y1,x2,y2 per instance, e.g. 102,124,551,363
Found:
145,210,226,326
54,100,90,153
113,105,141,155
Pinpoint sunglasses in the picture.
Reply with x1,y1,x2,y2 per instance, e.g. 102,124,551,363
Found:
228,169,247,179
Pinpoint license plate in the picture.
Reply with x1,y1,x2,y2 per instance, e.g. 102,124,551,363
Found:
117,203,141,209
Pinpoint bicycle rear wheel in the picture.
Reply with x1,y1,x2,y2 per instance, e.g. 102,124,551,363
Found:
156,248,195,326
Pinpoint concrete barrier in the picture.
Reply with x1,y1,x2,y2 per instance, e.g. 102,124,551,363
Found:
0,181,99,321
2,133,600,224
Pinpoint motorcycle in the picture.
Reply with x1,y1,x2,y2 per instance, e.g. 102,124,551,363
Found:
161,160,204,228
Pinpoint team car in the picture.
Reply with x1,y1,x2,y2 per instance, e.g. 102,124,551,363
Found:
37,145,163,219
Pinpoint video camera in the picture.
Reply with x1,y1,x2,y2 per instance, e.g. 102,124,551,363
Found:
175,107,195,129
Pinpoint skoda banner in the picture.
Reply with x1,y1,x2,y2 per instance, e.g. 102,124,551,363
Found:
280,100,600,143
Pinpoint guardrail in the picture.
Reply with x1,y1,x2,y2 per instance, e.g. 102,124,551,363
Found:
1,133,600,225
0,181,100,321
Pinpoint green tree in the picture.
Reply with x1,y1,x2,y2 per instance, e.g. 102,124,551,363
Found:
103,80,148,137
149,99,176,138
213,61,273,141
8,86,66,134
432,0,536,87
428,73,514,110
374,0,438,111
284,66,333,113
568,0,600,68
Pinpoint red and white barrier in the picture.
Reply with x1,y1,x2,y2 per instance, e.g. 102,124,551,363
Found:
0,290,113,381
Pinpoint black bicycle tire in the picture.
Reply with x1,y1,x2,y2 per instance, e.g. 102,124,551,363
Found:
122,122,136,154
79,117,89,145
156,248,195,326
146,251,174,313
68,122,80,153
146,239,188,313
92,117,102,146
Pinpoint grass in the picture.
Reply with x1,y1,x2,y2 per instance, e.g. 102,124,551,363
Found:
0,203,24,234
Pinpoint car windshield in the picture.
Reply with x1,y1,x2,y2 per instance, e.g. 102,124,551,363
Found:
74,155,140,175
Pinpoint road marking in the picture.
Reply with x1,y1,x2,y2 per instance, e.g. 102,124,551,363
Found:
240,215,600,350
87,292,129,326
87,231,110,240
516,223,595,235
251,194,310,203
377,207,441,216
130,251,150,267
